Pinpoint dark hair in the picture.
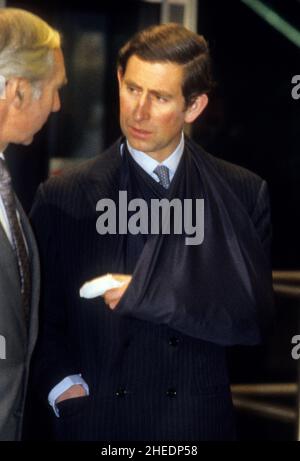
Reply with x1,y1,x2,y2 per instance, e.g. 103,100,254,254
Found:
118,23,214,107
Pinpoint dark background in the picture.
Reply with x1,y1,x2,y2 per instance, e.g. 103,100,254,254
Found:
5,0,300,440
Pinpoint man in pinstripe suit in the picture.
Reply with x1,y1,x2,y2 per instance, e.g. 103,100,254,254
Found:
30,23,273,441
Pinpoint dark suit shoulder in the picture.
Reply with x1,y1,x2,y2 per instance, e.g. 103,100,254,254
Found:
209,153,265,216
38,140,122,208
189,139,266,215
207,150,262,186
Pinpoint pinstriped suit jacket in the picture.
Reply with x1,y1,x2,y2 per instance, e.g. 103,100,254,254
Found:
30,139,272,441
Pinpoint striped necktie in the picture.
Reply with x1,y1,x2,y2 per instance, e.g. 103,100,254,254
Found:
0,158,31,323
153,165,171,189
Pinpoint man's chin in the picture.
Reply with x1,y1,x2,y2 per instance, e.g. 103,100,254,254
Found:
126,136,153,153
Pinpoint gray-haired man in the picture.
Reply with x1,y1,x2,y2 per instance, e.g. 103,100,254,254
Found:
0,8,66,440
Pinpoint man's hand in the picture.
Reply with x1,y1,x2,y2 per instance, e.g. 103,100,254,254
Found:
103,274,132,310
56,384,87,404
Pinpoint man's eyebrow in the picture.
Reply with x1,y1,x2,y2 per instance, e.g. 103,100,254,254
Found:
124,79,141,89
124,79,173,98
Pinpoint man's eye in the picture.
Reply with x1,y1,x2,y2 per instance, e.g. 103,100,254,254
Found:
156,95,168,103
127,86,138,93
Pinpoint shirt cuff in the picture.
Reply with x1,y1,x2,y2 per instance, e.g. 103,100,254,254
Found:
48,374,89,417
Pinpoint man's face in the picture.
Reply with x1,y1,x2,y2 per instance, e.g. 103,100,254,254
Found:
118,55,196,161
10,48,67,146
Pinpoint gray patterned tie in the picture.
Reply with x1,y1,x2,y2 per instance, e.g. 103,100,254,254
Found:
0,158,31,323
153,165,171,189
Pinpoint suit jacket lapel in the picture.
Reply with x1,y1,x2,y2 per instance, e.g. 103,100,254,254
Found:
16,198,40,355
0,219,20,292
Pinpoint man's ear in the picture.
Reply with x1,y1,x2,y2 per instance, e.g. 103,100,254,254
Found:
6,78,32,110
117,67,124,90
184,94,208,124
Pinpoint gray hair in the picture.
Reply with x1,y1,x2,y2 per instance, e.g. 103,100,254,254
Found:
0,8,61,91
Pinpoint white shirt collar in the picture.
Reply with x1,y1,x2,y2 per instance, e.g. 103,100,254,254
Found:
126,132,184,182
0,152,4,160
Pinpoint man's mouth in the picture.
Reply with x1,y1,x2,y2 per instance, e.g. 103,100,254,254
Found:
129,126,152,139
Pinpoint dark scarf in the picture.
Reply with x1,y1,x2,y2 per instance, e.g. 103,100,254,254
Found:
86,137,273,346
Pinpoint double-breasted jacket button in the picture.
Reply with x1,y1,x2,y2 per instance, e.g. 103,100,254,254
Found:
168,337,180,347
166,388,177,398
115,388,127,397
13,409,22,418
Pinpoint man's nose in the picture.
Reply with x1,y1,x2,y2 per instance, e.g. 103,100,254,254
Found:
133,94,150,122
